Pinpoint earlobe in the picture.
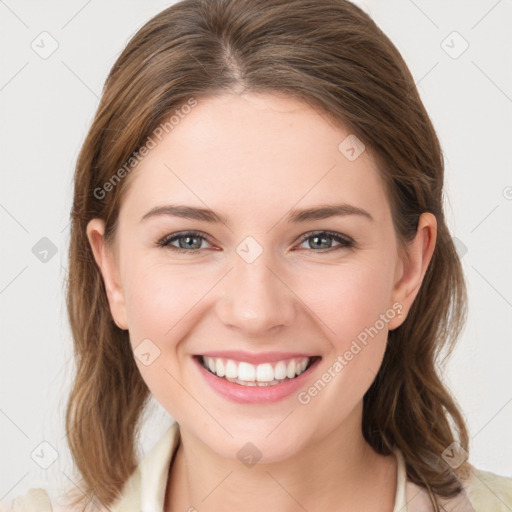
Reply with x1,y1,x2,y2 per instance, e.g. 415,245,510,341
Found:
388,213,437,330
86,218,128,330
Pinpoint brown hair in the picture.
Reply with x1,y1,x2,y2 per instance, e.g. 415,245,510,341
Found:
64,0,469,510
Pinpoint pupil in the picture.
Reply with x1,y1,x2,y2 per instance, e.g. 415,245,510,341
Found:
182,236,200,249
312,234,330,249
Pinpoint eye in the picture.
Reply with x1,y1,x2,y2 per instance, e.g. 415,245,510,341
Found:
156,230,354,254
296,230,354,251
156,231,213,253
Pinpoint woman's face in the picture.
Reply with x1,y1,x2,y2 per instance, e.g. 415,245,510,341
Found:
88,92,434,462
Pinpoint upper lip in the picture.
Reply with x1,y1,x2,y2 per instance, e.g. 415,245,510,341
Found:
196,350,318,364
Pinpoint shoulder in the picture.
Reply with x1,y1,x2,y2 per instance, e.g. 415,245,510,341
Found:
1,488,97,512
463,466,512,511
1,488,53,512
396,448,512,512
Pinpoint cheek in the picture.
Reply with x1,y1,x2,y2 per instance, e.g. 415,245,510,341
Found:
120,262,189,396
293,259,395,420
123,260,201,339
121,262,203,414
297,256,396,347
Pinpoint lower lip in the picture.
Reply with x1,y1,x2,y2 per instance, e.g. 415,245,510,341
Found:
193,356,322,404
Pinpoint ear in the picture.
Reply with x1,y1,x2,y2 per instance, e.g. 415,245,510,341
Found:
387,212,437,330
86,218,128,330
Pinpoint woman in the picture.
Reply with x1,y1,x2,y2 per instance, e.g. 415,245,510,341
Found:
7,0,512,510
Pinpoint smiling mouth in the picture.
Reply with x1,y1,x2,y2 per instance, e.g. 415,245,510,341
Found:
195,355,321,387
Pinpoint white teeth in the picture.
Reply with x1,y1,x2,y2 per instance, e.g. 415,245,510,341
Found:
238,362,256,382
286,359,296,379
202,356,311,385
274,361,287,380
256,363,274,382
216,359,225,377
225,359,238,379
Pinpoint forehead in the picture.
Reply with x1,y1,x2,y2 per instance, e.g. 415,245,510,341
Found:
120,92,390,225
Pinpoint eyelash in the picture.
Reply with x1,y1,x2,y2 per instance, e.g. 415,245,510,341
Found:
156,230,355,254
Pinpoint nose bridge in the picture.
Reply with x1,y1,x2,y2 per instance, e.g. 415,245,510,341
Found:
216,237,295,334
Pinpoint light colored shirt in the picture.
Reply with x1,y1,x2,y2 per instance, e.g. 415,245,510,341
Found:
5,422,512,511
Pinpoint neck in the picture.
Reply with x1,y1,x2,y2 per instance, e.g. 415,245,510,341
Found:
165,405,397,512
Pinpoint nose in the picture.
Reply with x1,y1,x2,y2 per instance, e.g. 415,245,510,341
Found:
216,247,296,336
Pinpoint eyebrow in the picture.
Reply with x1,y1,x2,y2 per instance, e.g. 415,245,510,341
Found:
140,203,374,225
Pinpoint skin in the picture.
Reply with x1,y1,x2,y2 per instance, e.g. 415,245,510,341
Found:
87,92,436,511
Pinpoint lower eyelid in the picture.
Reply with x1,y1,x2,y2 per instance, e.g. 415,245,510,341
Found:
169,235,211,250
297,232,353,248
158,231,353,251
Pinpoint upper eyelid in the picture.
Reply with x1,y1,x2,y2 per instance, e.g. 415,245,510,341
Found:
158,230,354,249
158,230,213,247
298,230,353,243
160,230,205,239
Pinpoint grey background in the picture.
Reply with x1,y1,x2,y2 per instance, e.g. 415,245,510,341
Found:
1,0,511,505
